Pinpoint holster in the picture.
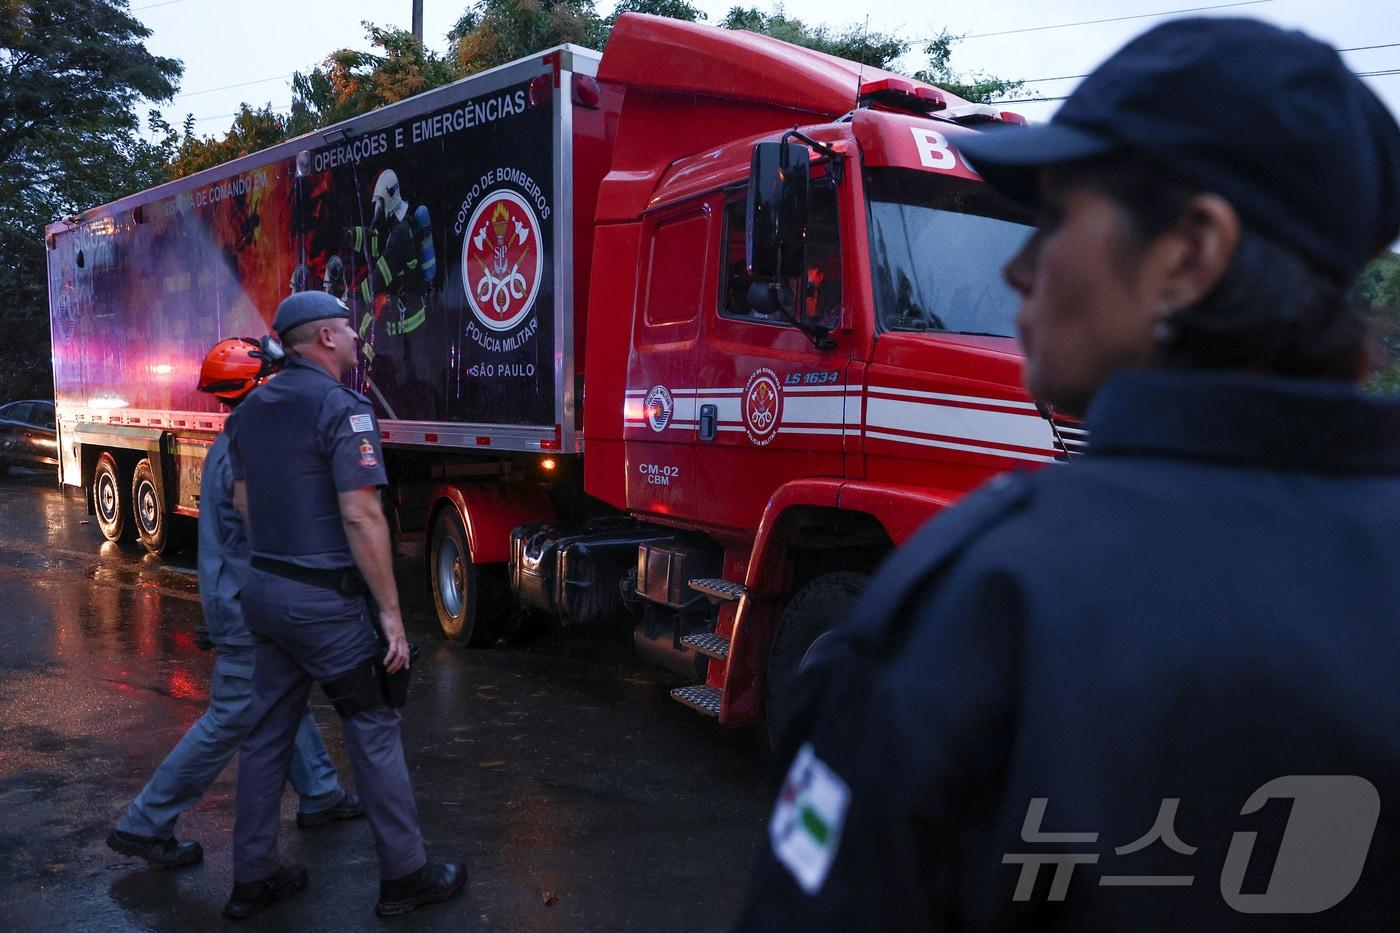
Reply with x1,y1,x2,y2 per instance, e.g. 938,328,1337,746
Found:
252,557,419,714
320,644,422,718
320,654,388,718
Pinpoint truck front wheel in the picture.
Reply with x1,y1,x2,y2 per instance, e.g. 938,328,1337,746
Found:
93,452,131,542
764,571,869,747
429,507,503,647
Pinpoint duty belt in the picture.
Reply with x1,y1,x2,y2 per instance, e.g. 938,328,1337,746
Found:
251,556,365,596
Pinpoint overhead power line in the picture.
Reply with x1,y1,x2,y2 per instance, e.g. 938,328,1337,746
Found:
996,65,1400,103
133,0,187,10
957,0,1274,41
176,73,295,100
190,104,294,124
1015,43,1400,84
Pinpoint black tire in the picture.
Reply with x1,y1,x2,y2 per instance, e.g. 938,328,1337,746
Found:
93,452,132,542
132,458,184,556
765,570,869,747
428,507,505,646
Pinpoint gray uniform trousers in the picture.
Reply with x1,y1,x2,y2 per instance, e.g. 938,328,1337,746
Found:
232,567,427,883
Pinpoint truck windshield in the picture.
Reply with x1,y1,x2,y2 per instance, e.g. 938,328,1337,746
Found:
866,168,1031,337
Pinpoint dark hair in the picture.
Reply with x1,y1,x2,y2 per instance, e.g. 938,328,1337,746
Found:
1054,156,1372,380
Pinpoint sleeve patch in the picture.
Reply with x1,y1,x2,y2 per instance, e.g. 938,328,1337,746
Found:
358,438,379,468
769,743,851,895
349,413,374,433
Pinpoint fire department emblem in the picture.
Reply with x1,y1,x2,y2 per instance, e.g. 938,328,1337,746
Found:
743,367,782,446
461,188,543,333
645,385,674,432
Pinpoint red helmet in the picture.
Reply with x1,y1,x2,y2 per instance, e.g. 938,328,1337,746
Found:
197,337,270,402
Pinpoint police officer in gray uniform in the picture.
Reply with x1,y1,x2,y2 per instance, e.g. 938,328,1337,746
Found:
107,338,363,871
223,291,464,919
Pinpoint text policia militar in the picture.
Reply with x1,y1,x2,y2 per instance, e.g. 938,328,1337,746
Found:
312,88,530,174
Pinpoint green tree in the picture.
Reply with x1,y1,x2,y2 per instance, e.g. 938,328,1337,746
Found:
0,0,181,398
287,23,456,136
718,6,905,69
168,104,291,178
713,9,1022,103
914,30,1026,104
594,0,704,45
450,0,596,77
1360,252,1400,393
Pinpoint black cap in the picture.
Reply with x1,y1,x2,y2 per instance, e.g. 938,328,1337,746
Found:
956,18,1400,282
271,289,350,337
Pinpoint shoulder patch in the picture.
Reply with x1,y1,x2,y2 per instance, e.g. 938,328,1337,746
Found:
770,743,851,895
349,413,374,433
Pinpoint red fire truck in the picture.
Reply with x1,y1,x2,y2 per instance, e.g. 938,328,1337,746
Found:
45,14,1077,731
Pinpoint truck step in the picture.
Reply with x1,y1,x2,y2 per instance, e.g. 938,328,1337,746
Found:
688,578,747,602
670,684,722,717
681,632,731,661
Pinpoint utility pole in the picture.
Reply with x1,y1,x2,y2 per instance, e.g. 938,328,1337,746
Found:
412,0,423,45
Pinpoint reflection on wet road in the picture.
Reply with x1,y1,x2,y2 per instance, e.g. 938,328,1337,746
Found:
0,470,771,931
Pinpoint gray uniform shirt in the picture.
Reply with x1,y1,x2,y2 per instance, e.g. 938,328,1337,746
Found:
197,432,254,649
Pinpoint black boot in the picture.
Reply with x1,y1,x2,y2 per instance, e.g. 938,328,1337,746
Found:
296,791,366,828
375,862,467,917
106,829,203,869
223,863,309,920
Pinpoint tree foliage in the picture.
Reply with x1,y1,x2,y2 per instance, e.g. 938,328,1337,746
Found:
718,7,905,70
1360,252,1400,393
716,9,1024,103
289,23,457,134
450,0,596,78
914,30,1025,104
165,106,290,179
191,3,1020,157
0,0,181,397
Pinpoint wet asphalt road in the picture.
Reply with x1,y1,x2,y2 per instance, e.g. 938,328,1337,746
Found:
0,469,772,932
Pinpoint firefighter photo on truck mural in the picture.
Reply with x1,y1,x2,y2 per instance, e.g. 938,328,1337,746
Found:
348,167,441,420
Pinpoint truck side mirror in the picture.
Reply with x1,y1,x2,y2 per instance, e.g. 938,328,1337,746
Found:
746,142,810,281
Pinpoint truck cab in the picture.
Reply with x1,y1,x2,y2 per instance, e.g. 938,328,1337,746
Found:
552,16,1073,730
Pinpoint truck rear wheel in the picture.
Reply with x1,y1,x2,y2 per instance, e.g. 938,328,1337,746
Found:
765,571,869,748
132,458,179,555
93,452,132,542
429,507,502,646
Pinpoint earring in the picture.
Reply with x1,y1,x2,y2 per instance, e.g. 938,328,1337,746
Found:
1153,314,1179,345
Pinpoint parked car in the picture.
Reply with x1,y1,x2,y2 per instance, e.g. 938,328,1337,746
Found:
0,400,57,471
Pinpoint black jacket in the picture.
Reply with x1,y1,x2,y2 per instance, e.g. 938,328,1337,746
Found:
735,370,1400,932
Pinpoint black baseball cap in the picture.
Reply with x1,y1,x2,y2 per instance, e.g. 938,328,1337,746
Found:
956,17,1400,282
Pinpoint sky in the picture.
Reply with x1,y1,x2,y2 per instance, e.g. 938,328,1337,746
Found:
133,0,1397,136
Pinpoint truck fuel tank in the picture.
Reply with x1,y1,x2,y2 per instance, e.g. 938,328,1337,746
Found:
510,519,674,627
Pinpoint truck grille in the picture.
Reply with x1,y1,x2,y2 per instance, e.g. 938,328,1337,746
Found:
1048,414,1089,461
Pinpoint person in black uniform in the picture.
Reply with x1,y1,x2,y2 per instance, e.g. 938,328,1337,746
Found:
223,290,465,919
735,18,1400,933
